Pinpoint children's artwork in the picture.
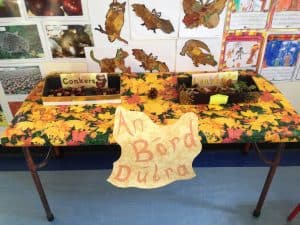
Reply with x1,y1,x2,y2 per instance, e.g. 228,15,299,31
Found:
88,0,130,47
221,34,263,71
0,66,42,95
94,0,128,44
89,48,130,73
45,24,94,58
229,0,271,29
108,106,201,188
179,0,228,38
0,104,8,127
25,0,83,16
0,0,21,18
129,0,180,40
176,37,222,72
260,34,300,81
85,40,176,73
271,0,300,28
0,24,45,60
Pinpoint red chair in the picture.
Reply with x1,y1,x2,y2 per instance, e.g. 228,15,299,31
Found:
287,204,300,222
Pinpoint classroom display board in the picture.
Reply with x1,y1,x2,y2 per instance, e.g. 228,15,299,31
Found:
0,0,299,130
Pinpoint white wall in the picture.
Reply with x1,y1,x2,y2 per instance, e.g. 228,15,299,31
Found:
276,81,300,113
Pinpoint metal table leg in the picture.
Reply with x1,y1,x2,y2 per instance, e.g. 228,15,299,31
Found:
252,143,285,217
23,147,54,222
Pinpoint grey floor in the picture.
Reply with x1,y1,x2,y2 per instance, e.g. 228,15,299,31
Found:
0,167,299,225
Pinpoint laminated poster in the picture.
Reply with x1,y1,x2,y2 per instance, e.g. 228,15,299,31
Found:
260,34,300,81
24,0,83,17
271,0,300,28
229,0,271,29
0,66,42,95
0,0,21,18
0,24,45,60
45,24,94,59
221,33,263,71
0,105,8,127
108,106,202,188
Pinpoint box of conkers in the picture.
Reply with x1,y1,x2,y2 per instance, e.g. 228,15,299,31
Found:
42,73,121,106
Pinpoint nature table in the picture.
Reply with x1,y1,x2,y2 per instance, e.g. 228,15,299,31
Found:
1,73,299,222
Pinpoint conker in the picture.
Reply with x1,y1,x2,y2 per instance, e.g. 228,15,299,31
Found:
25,0,46,15
62,0,82,16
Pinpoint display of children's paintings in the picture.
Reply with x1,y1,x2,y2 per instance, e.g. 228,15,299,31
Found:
85,40,176,73
129,0,180,40
88,0,130,48
0,104,8,127
179,0,228,38
45,24,94,59
0,0,21,18
271,0,300,28
25,0,83,16
176,37,222,72
260,34,300,81
0,66,42,95
229,0,271,29
0,24,45,60
221,34,263,71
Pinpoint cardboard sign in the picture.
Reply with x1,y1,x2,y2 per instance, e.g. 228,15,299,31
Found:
108,106,201,189
192,71,238,87
60,73,108,89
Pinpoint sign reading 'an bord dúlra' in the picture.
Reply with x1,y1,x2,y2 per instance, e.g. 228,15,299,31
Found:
108,106,202,189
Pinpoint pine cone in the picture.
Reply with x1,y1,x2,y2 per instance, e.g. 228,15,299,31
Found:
147,88,158,99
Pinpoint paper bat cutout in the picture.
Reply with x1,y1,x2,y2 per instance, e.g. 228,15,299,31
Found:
132,49,169,72
90,48,130,73
180,39,217,67
95,0,128,44
132,4,174,34
108,106,201,188
182,0,227,29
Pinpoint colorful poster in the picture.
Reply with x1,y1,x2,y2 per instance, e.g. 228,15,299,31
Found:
0,104,8,127
108,106,201,188
85,40,176,73
0,24,45,60
0,0,21,18
0,66,42,95
45,24,94,59
260,34,300,81
24,0,83,16
88,0,130,48
179,0,228,38
221,34,263,71
229,0,271,29
129,0,180,40
176,37,222,72
271,0,300,28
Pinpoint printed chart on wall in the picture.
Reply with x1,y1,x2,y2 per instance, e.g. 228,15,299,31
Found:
0,24,45,60
260,34,300,81
271,0,300,28
179,0,228,38
221,33,263,71
0,66,42,95
24,0,83,17
0,0,22,19
88,0,130,48
45,24,94,59
229,0,271,29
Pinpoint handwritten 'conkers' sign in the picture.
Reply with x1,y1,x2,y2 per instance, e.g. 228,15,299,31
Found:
107,106,202,189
